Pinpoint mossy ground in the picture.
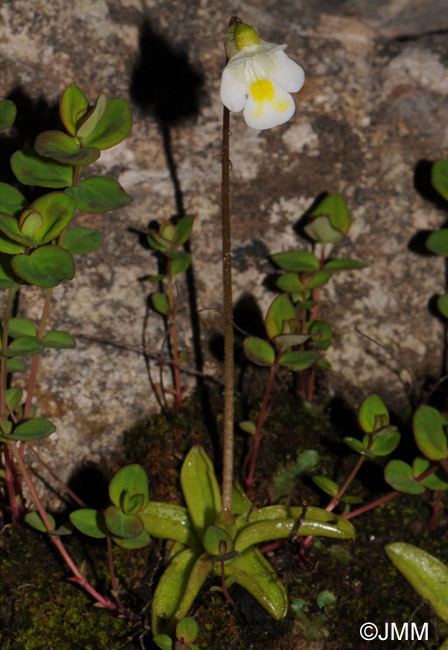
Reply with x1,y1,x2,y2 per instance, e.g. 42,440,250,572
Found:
1,389,447,649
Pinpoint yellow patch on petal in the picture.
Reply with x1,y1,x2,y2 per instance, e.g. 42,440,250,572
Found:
250,79,275,104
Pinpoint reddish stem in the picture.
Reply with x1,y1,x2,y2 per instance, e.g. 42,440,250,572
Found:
166,261,182,414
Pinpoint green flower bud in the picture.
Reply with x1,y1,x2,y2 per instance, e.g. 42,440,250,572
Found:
225,20,260,60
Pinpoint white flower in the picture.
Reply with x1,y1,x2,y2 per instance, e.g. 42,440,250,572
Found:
220,25,305,131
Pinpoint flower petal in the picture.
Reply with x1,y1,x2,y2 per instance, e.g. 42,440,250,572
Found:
243,79,295,130
220,64,247,112
268,49,305,93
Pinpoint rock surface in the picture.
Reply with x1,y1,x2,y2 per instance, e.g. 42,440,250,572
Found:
0,0,447,491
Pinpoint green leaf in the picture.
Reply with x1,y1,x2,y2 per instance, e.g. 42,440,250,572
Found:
0,100,16,130
151,549,210,635
11,148,75,188
276,272,303,294
176,617,199,643
370,429,400,456
265,294,296,341
111,529,150,548
152,292,170,316
231,482,252,517
153,635,173,650
63,227,103,254
312,476,338,497
359,394,389,433
59,84,89,136
427,230,448,257
343,436,374,458
146,229,171,251
6,318,37,338
413,406,448,461
65,176,132,213
385,542,448,624
243,337,275,367
309,320,332,351
272,250,319,272
317,590,337,608
239,420,256,435
165,250,191,276
278,350,318,370
12,246,75,288
384,460,425,494
413,457,448,491
25,511,55,533
69,509,107,538
432,159,448,201
304,270,331,289
0,253,17,287
438,295,448,319
35,131,100,166
0,225,26,254
6,358,25,373
272,450,319,501
304,216,345,244
0,182,28,217
273,332,311,348
5,387,22,411
220,548,288,619
76,93,107,140
311,194,350,235
7,418,56,441
81,97,132,149
20,192,76,245
202,525,234,556
3,336,44,357
104,506,143,539
0,213,35,247
43,331,76,349
109,464,149,511
324,258,367,272
173,215,194,246
140,501,197,546
180,446,221,538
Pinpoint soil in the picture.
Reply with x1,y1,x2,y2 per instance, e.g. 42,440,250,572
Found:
1,387,447,650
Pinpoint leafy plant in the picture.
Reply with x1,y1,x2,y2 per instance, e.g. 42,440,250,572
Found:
71,446,354,635
153,617,200,650
145,214,194,413
291,590,337,641
0,84,132,610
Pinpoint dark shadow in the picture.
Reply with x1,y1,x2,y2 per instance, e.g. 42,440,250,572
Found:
66,463,110,510
293,192,328,242
0,87,60,190
414,159,448,213
408,229,436,256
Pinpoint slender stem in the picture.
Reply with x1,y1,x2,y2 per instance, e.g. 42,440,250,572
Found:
221,105,234,512
10,442,116,610
107,535,125,611
244,354,281,491
166,260,182,413
0,286,19,416
326,455,365,511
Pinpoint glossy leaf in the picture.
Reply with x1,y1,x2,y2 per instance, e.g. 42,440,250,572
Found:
59,84,89,136
370,429,400,456
427,230,448,257
77,93,107,139
413,457,448,491
63,227,103,254
165,250,192,276
324,258,367,272
81,97,132,149
359,394,389,433
104,506,143,539
384,460,425,494
152,292,170,316
432,159,448,201
385,542,448,624
173,215,194,246
0,182,27,217
276,272,303,294
65,176,132,213
0,100,16,130
43,331,76,349
25,511,56,533
231,482,252,517
180,446,221,538
69,508,107,538
6,318,37,338
11,148,75,188
176,617,199,643
278,350,318,370
151,548,209,635
12,246,74,288
413,405,448,460
109,464,149,511
7,418,56,441
140,501,197,546
243,337,275,367
271,250,319,272
35,131,100,166
220,548,288,619
203,525,234,556
3,336,44,357
153,635,172,650
112,529,150,548
265,295,296,341
20,192,76,245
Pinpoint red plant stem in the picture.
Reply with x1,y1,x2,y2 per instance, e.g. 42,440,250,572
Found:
221,104,234,513
310,246,326,322
166,260,182,414
428,490,443,531
244,353,281,491
107,535,125,611
10,442,116,611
